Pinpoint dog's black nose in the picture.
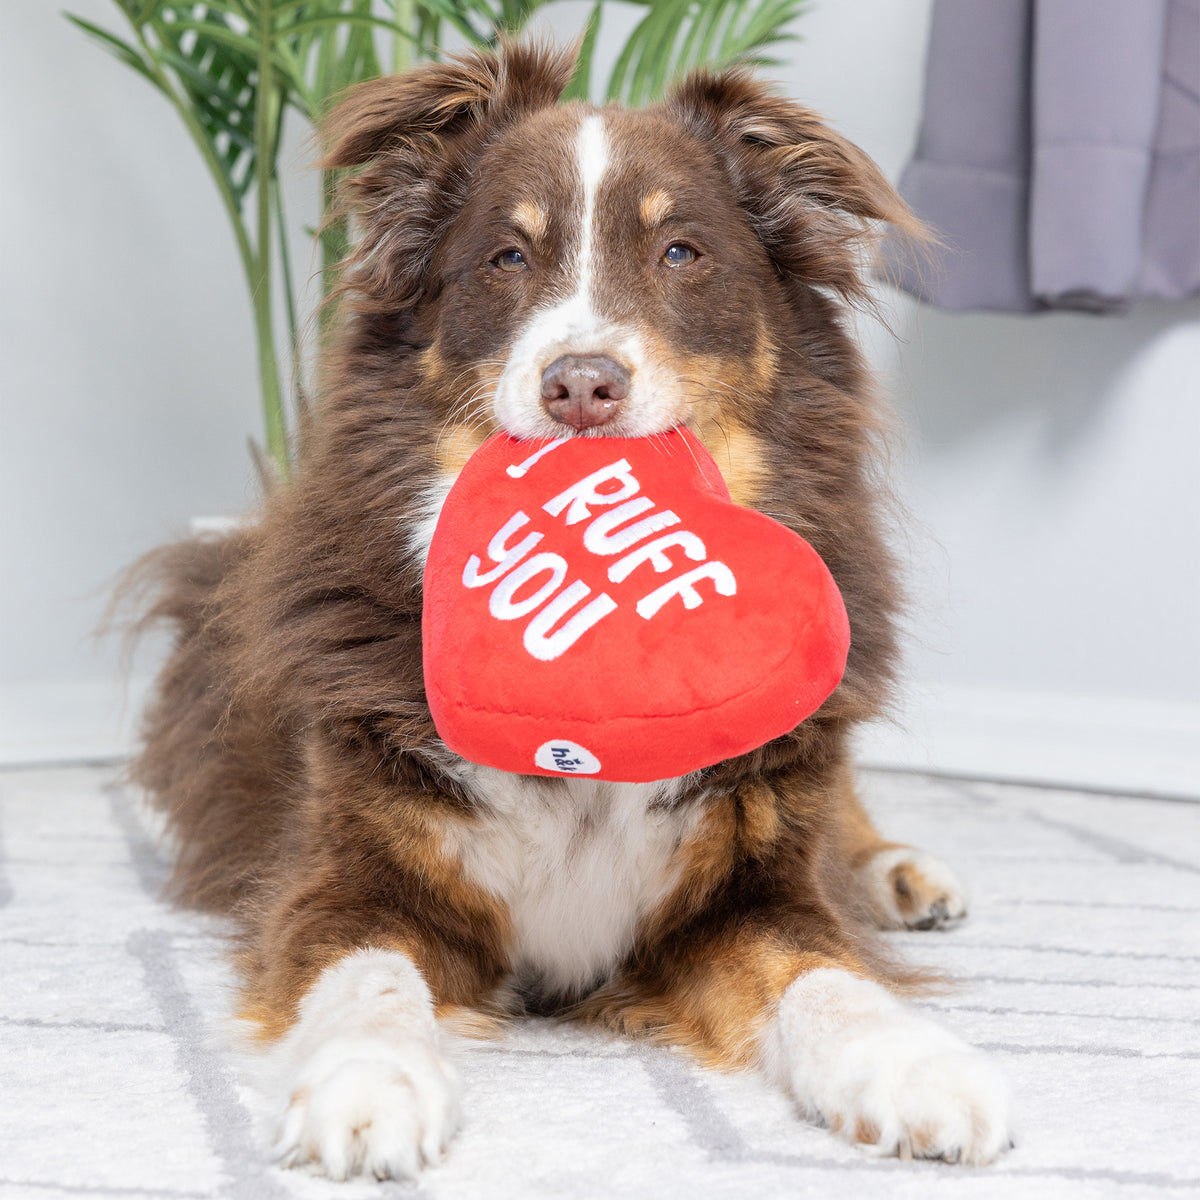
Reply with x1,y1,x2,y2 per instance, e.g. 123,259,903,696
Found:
540,355,630,431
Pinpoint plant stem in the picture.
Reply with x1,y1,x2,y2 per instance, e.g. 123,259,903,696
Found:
393,0,415,72
274,181,303,414
253,0,289,478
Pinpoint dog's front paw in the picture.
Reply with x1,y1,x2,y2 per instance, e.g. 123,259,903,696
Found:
768,968,1014,1166
263,947,462,1180
860,846,969,930
275,1032,461,1180
817,1019,1012,1164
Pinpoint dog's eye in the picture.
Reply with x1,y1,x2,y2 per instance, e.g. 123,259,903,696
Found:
495,249,528,273
662,243,697,268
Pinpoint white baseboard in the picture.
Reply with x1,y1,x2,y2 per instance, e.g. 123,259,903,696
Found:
3,678,1198,800
0,678,151,768
854,685,1200,800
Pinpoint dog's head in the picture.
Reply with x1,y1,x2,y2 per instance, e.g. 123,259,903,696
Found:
322,41,914,457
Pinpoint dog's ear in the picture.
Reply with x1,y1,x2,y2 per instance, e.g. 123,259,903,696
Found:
320,40,576,311
668,70,923,305
322,39,576,169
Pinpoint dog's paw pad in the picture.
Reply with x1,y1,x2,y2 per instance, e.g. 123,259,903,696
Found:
861,847,969,931
274,1033,460,1181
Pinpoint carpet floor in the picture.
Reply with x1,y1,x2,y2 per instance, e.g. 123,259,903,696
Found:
1,765,1197,1200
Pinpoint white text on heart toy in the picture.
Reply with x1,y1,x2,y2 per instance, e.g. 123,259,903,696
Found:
460,457,737,661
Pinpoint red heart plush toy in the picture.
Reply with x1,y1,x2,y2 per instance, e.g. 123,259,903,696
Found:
422,429,849,782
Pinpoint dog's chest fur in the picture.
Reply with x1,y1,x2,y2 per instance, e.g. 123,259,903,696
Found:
412,447,700,1000
445,767,698,997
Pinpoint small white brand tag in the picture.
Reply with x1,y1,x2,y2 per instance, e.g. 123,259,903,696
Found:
535,740,602,775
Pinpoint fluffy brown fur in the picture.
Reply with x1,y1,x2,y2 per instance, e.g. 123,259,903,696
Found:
131,38,954,1137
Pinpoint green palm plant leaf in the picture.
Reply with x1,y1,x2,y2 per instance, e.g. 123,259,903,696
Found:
155,32,259,200
560,0,602,101
402,0,498,47
65,16,159,85
63,0,424,474
607,0,808,107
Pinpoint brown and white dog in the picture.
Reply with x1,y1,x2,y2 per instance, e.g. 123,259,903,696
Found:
134,41,1013,1180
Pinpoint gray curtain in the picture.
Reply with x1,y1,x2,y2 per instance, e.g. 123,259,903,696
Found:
886,0,1200,313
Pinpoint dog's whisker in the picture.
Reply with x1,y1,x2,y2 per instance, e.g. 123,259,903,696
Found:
434,384,499,461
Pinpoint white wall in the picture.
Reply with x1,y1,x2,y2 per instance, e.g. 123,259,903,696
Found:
757,1,1200,795
4,0,1198,793
2,0,267,757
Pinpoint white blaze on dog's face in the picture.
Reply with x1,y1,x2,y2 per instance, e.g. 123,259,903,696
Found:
490,114,655,438
428,103,781,448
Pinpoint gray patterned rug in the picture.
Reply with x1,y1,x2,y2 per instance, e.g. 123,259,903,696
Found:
2,766,1197,1200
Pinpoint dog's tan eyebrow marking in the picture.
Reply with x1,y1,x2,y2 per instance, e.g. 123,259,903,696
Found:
511,201,549,241
640,190,674,225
